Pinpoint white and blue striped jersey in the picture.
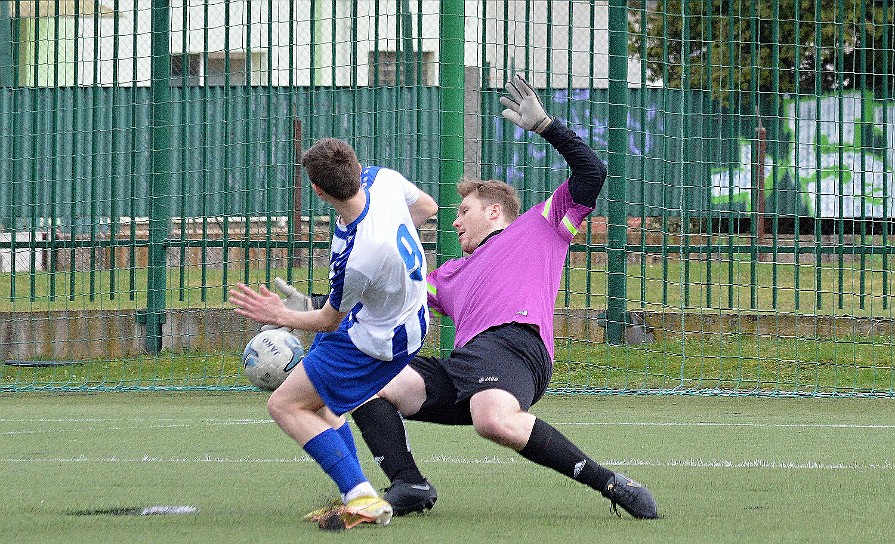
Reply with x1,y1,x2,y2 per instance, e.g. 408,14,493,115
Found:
327,166,429,361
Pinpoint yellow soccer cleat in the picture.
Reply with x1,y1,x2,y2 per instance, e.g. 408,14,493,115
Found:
317,495,393,531
303,498,341,523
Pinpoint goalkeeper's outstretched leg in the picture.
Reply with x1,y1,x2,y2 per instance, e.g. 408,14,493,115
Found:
354,366,659,520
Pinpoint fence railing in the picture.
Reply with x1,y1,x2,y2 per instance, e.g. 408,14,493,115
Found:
1,0,893,396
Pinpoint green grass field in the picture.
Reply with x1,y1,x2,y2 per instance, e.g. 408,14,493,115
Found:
5,334,895,395
1,392,893,543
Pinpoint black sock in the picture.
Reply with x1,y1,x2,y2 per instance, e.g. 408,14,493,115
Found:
351,397,427,485
518,418,615,492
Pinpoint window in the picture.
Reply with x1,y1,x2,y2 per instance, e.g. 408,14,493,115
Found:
171,54,201,86
368,51,435,86
169,52,266,86
206,54,247,86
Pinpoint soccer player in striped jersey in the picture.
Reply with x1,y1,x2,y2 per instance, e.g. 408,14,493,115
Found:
351,75,659,520
229,137,437,530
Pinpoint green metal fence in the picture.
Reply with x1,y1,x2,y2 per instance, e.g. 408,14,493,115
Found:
0,86,799,225
1,0,894,395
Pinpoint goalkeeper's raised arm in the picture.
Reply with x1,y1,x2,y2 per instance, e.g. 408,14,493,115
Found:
500,74,607,208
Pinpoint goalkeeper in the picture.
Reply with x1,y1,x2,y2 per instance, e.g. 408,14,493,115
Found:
350,74,659,519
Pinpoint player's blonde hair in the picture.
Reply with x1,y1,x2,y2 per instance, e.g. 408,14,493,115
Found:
456,177,521,221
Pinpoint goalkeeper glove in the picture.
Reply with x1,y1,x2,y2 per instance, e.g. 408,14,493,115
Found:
260,278,313,332
499,73,553,133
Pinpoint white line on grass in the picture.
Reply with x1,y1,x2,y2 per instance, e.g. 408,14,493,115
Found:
0,419,271,436
3,419,895,431
5,419,895,438
556,421,895,430
1,454,892,471
0,418,270,424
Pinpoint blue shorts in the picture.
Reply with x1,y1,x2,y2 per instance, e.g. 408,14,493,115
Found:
302,320,417,416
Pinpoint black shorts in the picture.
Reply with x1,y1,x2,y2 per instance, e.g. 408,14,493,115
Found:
407,323,552,425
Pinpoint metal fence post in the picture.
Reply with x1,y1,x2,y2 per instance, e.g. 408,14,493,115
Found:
437,0,464,355
145,0,172,353
0,2,12,87
606,0,629,345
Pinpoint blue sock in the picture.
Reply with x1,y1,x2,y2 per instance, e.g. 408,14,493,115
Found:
336,422,358,458
303,428,367,495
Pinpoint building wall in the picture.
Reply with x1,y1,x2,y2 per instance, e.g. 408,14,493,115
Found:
14,0,647,89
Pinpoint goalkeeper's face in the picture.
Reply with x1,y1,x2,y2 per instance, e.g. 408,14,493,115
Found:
453,194,502,254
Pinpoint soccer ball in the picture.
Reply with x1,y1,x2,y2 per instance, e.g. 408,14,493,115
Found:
241,328,305,390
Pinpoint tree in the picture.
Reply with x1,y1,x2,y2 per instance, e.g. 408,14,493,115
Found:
630,1,895,103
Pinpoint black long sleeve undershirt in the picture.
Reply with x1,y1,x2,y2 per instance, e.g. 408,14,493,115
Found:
539,120,606,208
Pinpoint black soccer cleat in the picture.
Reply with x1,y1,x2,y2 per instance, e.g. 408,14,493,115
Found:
601,472,659,519
382,479,438,516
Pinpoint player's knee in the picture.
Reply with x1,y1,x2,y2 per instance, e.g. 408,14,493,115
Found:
472,414,515,445
266,390,291,424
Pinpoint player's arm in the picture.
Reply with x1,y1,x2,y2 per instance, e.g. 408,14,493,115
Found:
500,73,606,208
540,121,606,208
408,189,438,228
230,283,347,332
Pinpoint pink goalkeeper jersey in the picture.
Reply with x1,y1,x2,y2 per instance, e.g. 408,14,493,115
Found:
426,180,594,359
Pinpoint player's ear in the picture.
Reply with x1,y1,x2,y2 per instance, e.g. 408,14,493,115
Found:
488,203,502,220
310,183,325,197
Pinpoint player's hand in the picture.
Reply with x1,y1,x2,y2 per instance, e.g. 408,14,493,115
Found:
499,73,553,133
230,283,289,328
272,277,313,312
258,278,313,332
